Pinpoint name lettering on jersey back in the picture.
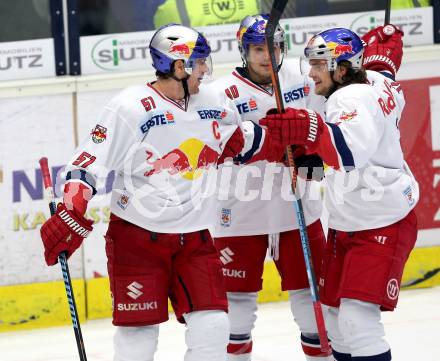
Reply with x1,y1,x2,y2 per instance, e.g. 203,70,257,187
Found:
283,85,308,104
378,79,399,117
235,97,258,114
140,111,175,134
196,108,227,120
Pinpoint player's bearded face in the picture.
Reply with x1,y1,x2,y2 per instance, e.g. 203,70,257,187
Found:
308,59,333,96
187,58,210,95
246,43,281,84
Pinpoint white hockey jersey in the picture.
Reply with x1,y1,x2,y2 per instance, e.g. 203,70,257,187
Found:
319,70,419,231
211,58,324,237
65,82,252,233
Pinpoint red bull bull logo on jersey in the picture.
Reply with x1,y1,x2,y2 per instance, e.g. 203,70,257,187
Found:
91,124,107,144
326,41,354,57
144,138,220,180
339,110,358,122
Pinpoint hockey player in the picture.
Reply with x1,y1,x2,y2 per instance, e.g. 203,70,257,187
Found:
261,26,418,361
211,14,331,361
39,24,281,361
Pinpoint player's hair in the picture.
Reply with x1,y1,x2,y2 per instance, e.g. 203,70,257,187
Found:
338,60,368,85
155,60,181,79
156,70,172,79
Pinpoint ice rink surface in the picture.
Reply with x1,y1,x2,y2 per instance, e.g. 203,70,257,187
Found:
1,287,439,361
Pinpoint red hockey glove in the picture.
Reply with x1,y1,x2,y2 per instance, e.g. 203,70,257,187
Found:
260,107,325,149
40,203,93,266
218,126,245,165
362,24,403,77
248,133,286,163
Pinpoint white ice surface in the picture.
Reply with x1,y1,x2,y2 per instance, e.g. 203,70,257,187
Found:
1,287,439,361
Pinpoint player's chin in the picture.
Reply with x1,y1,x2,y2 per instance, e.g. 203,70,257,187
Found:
189,79,203,94
189,83,201,94
259,65,272,75
314,82,326,96
255,68,271,82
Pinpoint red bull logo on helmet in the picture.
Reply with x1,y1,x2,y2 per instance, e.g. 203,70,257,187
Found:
326,41,354,57
255,20,266,34
144,138,220,180
140,111,176,134
169,41,196,58
237,27,247,42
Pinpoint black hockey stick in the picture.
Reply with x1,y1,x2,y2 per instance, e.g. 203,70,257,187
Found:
265,0,330,354
385,0,392,25
39,157,88,361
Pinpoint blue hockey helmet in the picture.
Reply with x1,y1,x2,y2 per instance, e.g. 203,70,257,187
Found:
236,14,286,66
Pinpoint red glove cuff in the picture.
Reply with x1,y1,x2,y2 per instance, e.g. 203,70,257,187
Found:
63,181,92,215
362,55,398,76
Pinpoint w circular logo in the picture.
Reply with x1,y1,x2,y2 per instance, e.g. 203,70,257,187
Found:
211,0,237,20
386,278,399,300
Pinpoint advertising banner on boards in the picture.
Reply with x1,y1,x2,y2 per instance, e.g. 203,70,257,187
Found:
80,7,434,75
0,39,56,81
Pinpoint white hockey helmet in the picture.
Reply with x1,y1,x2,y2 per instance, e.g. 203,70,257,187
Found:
149,24,212,78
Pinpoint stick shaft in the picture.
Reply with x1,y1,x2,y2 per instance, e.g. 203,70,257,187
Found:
39,157,88,361
385,0,392,24
265,1,330,353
